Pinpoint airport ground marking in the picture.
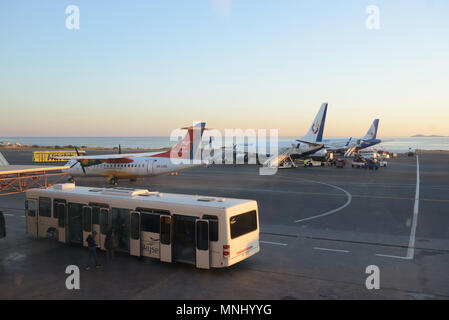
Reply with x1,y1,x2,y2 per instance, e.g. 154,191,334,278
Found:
293,179,352,223
375,155,420,260
260,240,288,246
149,183,447,203
313,247,349,253
375,254,411,260
406,155,420,259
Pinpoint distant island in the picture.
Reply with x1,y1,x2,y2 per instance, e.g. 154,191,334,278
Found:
411,134,448,137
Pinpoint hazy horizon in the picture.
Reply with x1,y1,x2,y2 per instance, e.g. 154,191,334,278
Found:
1,1,448,137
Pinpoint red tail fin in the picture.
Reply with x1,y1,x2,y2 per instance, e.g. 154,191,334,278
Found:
155,122,206,161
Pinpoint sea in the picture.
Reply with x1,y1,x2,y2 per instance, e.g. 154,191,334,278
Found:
1,136,448,153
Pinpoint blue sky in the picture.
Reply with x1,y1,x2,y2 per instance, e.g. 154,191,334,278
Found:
1,0,448,136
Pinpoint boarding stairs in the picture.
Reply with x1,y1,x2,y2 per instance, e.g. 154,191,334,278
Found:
262,147,296,168
344,147,357,157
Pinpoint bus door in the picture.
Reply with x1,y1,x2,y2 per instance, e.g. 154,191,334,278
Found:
67,203,83,244
195,219,210,269
55,202,67,243
160,215,172,263
25,199,37,237
82,206,92,247
99,208,110,250
111,208,130,252
173,215,196,265
130,211,140,256
91,206,101,246
140,211,161,259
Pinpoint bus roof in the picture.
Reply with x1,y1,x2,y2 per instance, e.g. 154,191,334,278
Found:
26,184,255,210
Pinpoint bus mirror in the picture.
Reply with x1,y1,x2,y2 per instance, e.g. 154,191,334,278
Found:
0,211,6,239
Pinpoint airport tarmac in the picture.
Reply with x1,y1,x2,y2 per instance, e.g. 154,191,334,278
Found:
0,150,448,299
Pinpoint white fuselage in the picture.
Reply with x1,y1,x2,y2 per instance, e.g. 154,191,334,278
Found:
67,156,202,179
236,140,324,159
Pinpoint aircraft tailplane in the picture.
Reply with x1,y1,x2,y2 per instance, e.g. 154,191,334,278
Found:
362,119,380,140
300,102,328,143
169,122,207,160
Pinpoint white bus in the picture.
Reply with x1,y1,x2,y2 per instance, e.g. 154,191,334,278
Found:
25,184,260,269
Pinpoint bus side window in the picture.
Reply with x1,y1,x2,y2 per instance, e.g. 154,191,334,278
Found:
131,212,140,240
141,213,160,233
25,200,36,217
203,215,218,242
83,207,92,232
100,209,109,234
39,197,51,217
160,216,171,245
53,199,66,219
196,220,209,251
92,207,99,225
137,208,169,233
57,204,65,228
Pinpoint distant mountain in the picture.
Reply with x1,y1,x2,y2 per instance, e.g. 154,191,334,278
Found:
411,134,448,137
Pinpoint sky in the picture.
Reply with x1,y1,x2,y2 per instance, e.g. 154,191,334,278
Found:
1,0,448,137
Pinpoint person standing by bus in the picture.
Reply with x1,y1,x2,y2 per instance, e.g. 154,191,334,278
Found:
86,231,102,270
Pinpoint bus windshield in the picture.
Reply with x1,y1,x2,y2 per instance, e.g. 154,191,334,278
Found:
230,210,257,239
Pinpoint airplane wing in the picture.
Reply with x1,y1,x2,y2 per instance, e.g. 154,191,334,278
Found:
295,139,324,147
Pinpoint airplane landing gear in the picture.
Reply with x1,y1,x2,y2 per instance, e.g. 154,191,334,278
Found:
109,177,118,186
68,177,75,184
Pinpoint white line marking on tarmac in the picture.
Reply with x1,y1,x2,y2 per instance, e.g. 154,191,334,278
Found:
260,241,288,246
375,254,411,260
313,247,349,253
3,213,14,216
294,181,352,223
375,155,420,260
407,155,420,259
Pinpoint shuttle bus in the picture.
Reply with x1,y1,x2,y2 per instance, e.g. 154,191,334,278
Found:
25,184,259,269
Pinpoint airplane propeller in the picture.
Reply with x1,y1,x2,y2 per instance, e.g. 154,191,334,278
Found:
73,146,86,174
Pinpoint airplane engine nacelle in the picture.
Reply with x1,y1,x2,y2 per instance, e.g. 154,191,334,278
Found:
313,149,327,158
